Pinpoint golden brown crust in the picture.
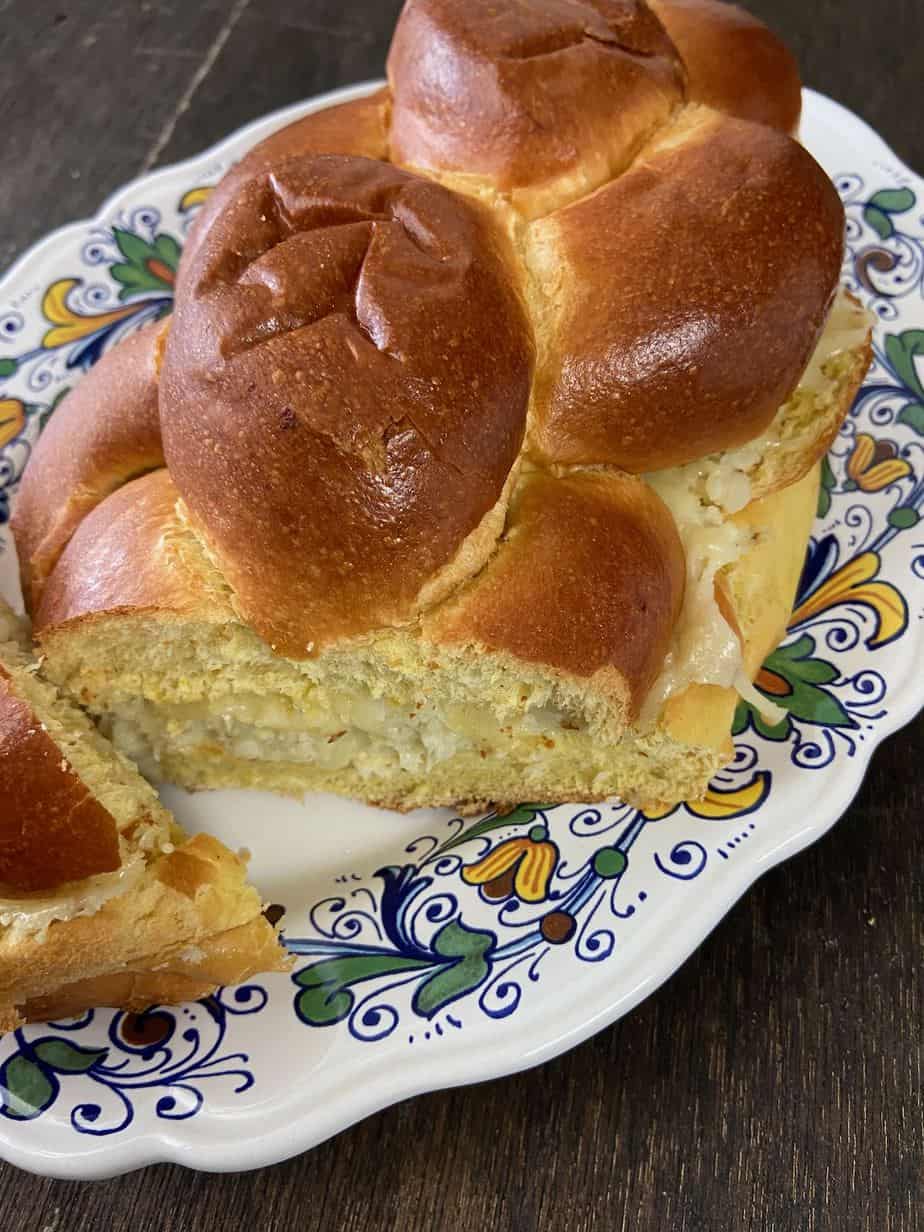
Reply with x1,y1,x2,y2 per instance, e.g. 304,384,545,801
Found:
34,469,224,635
527,110,845,471
12,320,166,614
424,468,685,716
650,0,801,132
11,915,285,1028
0,835,289,1031
179,89,391,281
388,0,685,216
0,665,121,892
161,154,534,656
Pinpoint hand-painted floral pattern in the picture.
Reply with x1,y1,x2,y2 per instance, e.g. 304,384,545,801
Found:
285,769,771,1039
0,986,268,1135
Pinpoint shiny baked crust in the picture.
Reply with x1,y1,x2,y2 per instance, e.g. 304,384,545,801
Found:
649,0,802,132
526,108,844,470
387,0,685,218
161,155,534,655
12,319,166,612
0,663,121,891
179,87,391,277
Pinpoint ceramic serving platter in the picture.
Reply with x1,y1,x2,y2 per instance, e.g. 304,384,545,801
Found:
0,84,921,1179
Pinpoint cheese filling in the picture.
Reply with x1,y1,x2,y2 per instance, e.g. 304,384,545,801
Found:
642,290,871,726
0,849,147,940
641,479,750,725
106,691,584,782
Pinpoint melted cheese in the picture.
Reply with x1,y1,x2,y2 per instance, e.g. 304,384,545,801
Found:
0,850,146,940
641,291,871,727
640,490,748,726
733,671,787,727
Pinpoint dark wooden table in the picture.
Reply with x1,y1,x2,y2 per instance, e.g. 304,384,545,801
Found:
1,2,921,1228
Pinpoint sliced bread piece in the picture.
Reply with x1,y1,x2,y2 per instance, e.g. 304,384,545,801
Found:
0,602,288,1030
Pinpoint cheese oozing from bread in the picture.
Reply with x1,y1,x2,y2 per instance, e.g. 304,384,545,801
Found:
643,291,872,723
36,462,818,814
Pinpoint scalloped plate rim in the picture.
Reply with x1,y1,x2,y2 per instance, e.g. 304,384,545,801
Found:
0,83,922,1179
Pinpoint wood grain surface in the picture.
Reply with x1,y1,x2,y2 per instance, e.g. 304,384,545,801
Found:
0,2,921,1228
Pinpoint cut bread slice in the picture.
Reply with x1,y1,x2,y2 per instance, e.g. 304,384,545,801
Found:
0,602,288,1030
32,464,819,815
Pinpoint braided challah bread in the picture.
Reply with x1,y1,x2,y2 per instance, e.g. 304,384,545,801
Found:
13,0,872,814
0,602,287,1029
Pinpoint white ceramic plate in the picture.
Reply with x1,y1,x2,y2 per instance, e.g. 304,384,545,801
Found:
0,84,922,1179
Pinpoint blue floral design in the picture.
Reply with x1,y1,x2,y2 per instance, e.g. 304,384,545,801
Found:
0,985,268,1135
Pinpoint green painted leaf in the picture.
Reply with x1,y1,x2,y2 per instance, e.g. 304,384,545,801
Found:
111,262,169,301
33,1038,107,1073
109,227,178,298
0,1055,57,1120
110,262,154,286
885,331,924,401
412,919,494,1017
113,228,152,264
897,402,924,435
771,632,814,666
794,689,857,727
294,953,431,1027
0,358,17,378
887,506,920,530
817,454,836,518
153,232,182,270
863,205,893,241
771,638,855,727
771,641,840,687
737,634,856,736
867,187,916,215
437,803,552,856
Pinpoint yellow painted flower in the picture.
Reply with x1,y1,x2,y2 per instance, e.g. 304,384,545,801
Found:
687,771,771,819
845,433,912,492
179,185,213,212
641,770,771,822
639,800,676,822
462,825,558,903
790,551,906,648
0,399,25,450
41,278,139,350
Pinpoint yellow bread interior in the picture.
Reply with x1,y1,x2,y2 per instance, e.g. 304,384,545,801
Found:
0,833,288,1032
